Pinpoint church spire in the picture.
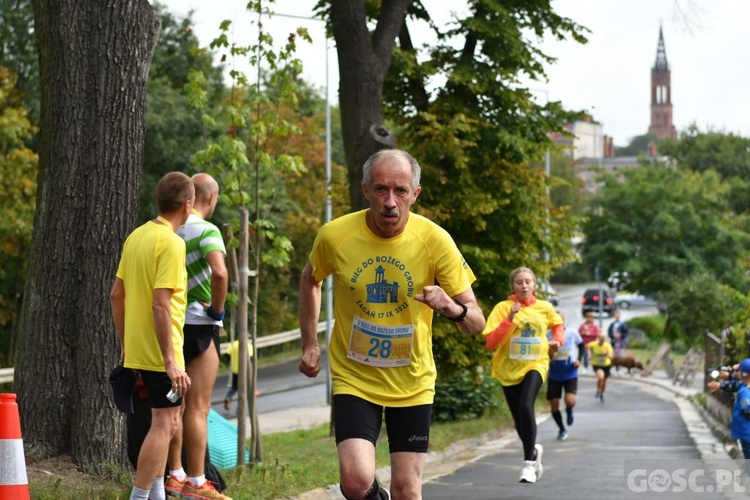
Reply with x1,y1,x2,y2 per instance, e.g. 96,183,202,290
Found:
653,25,669,71
648,25,677,140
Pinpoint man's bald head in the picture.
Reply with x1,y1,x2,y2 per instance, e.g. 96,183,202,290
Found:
192,173,220,219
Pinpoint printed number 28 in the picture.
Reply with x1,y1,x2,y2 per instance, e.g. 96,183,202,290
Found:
368,338,392,359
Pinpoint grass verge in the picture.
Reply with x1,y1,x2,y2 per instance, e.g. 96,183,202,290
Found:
28,410,516,499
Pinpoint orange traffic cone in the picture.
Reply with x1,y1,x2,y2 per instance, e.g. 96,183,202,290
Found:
0,393,30,499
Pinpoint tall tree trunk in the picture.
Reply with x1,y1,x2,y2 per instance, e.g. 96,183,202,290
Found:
330,0,411,211
16,0,160,473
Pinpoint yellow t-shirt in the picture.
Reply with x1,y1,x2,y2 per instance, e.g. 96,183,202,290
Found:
230,340,254,374
589,341,613,367
116,217,187,372
309,210,475,407
482,298,562,386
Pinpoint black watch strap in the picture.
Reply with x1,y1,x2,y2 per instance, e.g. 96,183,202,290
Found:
445,299,468,322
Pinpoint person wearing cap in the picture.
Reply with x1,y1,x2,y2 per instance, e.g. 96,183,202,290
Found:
587,332,613,403
708,358,750,463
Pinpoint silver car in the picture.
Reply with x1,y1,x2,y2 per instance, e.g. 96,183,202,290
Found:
615,293,661,310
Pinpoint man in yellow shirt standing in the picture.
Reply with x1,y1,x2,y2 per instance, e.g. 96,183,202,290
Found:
298,149,486,500
110,172,194,500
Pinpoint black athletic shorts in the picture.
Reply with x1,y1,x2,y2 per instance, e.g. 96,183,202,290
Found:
546,378,578,400
333,394,432,453
139,370,181,409
183,324,221,363
592,365,611,378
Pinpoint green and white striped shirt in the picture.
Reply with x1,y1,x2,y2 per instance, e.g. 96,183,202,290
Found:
177,212,226,325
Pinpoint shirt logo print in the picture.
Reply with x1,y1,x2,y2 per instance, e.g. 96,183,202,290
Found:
365,265,400,304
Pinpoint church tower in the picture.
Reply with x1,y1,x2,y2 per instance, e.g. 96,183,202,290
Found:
648,26,677,139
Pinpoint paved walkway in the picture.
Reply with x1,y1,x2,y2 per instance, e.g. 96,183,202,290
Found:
283,370,745,499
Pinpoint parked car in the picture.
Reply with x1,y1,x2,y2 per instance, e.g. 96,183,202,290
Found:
615,292,667,313
581,287,615,317
538,280,559,306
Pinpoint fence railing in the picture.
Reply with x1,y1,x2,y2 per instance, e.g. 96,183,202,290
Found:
0,320,329,385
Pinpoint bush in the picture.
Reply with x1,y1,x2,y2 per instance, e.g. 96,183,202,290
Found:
627,315,666,340
432,369,503,423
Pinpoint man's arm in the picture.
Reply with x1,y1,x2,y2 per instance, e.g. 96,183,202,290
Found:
298,262,323,378
205,250,228,315
110,278,126,360
153,288,191,396
414,286,486,335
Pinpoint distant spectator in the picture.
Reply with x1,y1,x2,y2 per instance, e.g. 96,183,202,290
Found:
708,358,750,467
607,310,628,357
578,311,599,371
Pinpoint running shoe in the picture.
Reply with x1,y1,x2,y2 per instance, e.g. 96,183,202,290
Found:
378,486,391,499
519,461,536,483
165,475,187,496
595,391,600,399
557,429,568,441
534,443,544,480
600,394,605,403
566,407,574,426
223,398,231,411
182,480,233,499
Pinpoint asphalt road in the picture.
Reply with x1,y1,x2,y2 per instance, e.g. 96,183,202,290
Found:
210,352,329,416
422,375,733,499
210,283,658,418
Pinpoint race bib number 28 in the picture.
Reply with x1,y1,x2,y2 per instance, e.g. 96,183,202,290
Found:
347,316,414,367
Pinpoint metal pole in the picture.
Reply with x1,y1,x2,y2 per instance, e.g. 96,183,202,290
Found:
324,34,334,405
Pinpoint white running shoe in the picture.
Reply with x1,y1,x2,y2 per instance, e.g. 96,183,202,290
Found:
534,443,544,480
519,461,536,483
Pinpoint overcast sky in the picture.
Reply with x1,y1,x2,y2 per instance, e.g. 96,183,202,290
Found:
157,0,750,147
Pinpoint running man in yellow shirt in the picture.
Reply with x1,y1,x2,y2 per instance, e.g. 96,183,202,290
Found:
588,332,614,403
298,149,486,499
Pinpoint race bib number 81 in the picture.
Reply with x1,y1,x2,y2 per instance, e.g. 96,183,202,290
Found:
509,337,542,360
348,316,414,367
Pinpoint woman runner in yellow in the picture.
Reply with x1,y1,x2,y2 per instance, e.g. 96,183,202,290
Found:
483,267,564,484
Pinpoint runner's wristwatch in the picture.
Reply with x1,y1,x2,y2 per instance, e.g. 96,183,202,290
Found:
445,299,468,322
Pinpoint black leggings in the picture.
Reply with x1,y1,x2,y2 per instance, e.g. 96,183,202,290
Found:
502,370,543,461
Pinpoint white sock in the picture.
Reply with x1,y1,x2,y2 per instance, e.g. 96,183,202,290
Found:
130,486,150,499
149,477,166,500
188,474,206,487
170,468,187,481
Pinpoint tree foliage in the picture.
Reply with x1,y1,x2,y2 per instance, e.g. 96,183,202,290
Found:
580,165,750,301
665,272,745,343
0,66,37,363
0,0,39,120
379,0,588,301
660,124,750,215
140,2,226,222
